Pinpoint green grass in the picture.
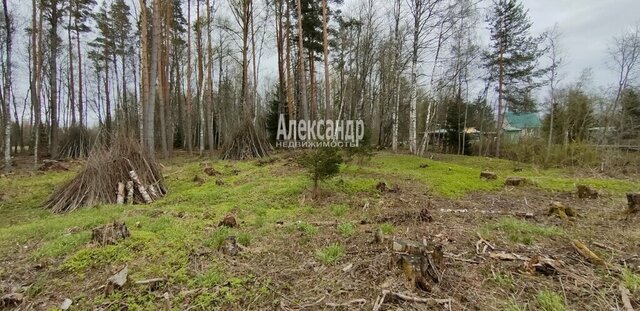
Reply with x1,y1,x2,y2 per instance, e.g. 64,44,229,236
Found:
1,152,636,308
483,217,564,245
536,290,566,311
491,271,514,288
623,268,640,292
315,243,345,265
503,298,527,311
330,204,350,217
338,222,355,237
379,223,395,235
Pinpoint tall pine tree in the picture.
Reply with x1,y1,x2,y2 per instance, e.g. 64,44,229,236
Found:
484,0,545,156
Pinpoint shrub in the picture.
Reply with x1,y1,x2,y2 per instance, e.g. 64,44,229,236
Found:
298,147,343,195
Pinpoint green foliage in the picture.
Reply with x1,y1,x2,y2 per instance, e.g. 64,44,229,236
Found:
379,223,395,235
298,147,343,191
484,0,546,113
503,298,527,311
337,223,355,237
236,232,252,247
623,268,640,292
315,243,344,265
343,129,374,164
294,222,319,236
484,217,563,245
330,204,349,217
536,290,566,311
542,87,595,144
491,271,514,288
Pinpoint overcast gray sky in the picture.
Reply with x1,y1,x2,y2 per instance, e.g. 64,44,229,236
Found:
522,0,640,88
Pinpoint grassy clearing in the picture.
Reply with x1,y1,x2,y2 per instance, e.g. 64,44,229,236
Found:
347,153,638,198
482,217,564,245
0,151,637,309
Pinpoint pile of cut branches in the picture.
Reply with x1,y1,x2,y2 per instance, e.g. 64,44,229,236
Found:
45,136,166,213
221,121,270,160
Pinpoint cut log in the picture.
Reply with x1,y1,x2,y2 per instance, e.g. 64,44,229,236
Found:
126,181,134,205
129,170,152,203
627,193,640,213
92,221,130,245
505,177,525,187
571,240,606,266
577,185,598,199
480,171,497,180
116,182,125,205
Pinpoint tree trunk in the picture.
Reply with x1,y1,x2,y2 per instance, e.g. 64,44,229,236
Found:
185,0,193,153
74,1,84,128
48,4,60,158
139,0,150,147
145,0,162,151
67,15,76,127
295,0,308,120
321,0,331,119
2,0,12,172
206,0,215,152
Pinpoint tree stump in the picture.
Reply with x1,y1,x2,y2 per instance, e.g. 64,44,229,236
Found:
204,167,220,176
627,193,640,213
193,175,204,186
220,236,239,256
480,171,497,180
505,177,525,186
219,214,237,228
577,185,598,199
393,238,443,292
92,221,130,245
547,201,576,220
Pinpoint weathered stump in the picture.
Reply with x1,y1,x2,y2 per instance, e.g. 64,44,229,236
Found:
627,193,640,213
376,181,399,193
204,167,221,176
92,221,130,245
393,239,443,292
220,236,239,256
193,175,204,186
505,177,525,187
480,171,497,180
547,201,576,220
219,214,237,228
577,185,598,199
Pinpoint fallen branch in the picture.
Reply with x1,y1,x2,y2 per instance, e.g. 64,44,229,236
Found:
571,240,606,266
620,282,635,311
325,299,366,308
374,290,452,310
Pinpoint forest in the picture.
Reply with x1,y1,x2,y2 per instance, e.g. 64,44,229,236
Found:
0,0,639,310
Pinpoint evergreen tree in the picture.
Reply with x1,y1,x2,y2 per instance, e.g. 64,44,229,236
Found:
484,0,546,156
